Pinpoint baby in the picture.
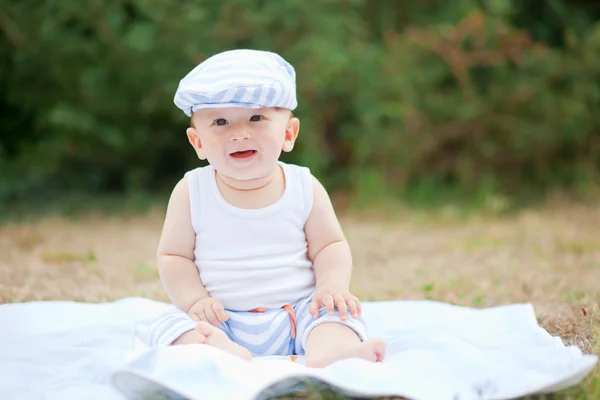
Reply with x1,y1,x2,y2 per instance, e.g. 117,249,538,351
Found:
147,49,386,368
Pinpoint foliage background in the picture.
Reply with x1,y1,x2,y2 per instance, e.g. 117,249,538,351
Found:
1,0,599,212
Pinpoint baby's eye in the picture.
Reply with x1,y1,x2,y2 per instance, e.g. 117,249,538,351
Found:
214,118,227,126
249,115,264,122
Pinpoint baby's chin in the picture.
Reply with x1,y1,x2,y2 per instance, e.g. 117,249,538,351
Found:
215,163,280,184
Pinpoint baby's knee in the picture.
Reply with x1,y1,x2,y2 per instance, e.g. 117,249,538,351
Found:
295,310,369,355
146,306,197,347
312,309,368,337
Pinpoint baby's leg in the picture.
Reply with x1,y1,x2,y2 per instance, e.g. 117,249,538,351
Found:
173,322,252,361
304,323,385,368
146,305,251,361
295,299,385,368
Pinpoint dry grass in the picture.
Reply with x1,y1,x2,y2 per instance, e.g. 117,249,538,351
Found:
1,201,599,399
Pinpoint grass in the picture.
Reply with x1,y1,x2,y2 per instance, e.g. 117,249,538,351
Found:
0,200,598,399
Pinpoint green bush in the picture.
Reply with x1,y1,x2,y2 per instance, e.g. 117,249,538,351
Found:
1,0,599,209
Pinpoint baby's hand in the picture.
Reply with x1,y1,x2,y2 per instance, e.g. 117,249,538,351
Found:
187,297,229,327
309,284,362,321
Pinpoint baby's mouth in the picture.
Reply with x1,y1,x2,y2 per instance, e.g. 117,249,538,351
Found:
230,150,257,159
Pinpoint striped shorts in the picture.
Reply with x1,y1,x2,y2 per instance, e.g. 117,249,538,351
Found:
146,295,368,356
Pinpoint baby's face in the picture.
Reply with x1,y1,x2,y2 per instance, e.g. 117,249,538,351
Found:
187,107,298,181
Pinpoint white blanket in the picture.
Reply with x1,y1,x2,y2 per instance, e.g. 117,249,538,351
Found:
0,297,596,400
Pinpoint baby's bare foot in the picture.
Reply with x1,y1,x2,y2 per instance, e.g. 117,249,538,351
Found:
353,339,386,363
195,321,252,361
306,339,386,368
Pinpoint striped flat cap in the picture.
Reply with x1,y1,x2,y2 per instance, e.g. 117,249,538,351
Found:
174,49,297,117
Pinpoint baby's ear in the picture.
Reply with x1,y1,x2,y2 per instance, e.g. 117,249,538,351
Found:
282,117,300,152
187,127,206,160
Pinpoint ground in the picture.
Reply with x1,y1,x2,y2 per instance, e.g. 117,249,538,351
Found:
1,201,598,399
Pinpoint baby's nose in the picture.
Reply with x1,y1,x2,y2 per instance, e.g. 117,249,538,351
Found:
230,129,251,141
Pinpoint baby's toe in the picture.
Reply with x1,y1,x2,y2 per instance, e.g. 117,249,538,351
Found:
195,321,217,336
368,339,386,362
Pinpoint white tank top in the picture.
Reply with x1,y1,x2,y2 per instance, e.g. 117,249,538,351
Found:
185,161,316,311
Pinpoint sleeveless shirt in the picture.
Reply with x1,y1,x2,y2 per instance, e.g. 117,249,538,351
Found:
184,161,316,311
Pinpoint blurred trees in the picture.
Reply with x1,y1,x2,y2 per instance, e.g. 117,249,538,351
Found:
1,0,599,207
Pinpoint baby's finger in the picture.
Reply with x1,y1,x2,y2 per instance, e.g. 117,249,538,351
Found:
211,302,228,323
355,298,363,316
346,298,359,318
335,295,348,320
323,294,335,315
189,312,201,322
204,307,220,326
192,306,210,323
308,300,320,319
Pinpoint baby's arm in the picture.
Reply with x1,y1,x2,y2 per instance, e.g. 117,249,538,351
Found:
157,177,210,313
304,176,359,318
